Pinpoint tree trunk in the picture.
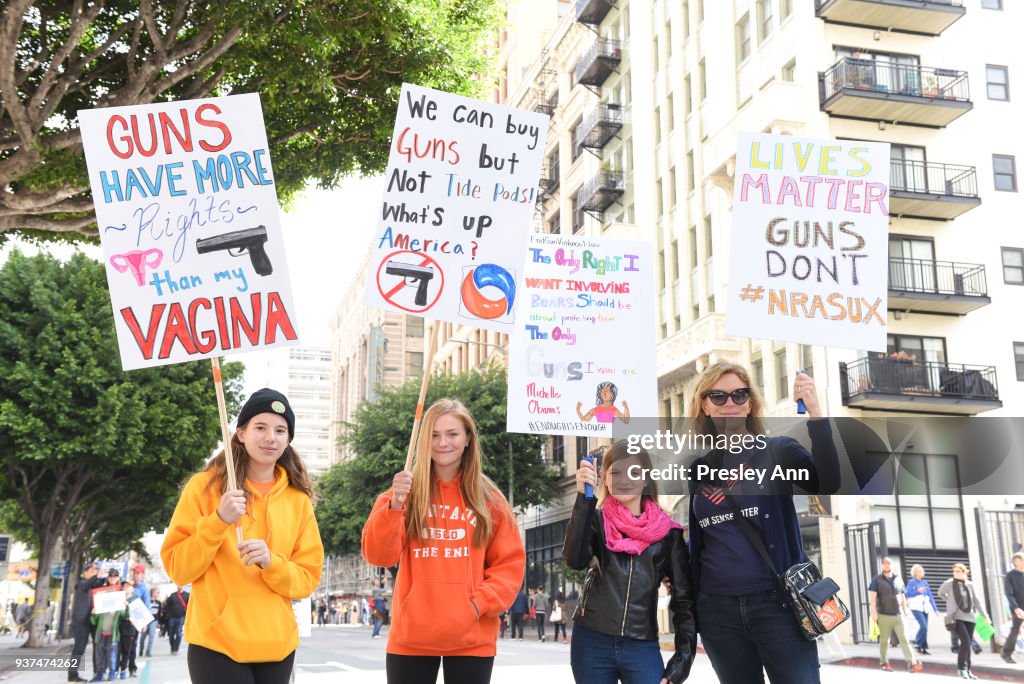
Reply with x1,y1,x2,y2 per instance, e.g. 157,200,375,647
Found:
24,527,55,648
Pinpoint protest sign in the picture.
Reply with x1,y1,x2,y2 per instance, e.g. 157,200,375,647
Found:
726,132,889,351
79,94,300,370
507,234,657,437
128,597,155,632
91,586,127,615
363,84,548,331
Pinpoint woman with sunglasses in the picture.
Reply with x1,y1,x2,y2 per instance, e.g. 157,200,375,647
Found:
686,361,840,684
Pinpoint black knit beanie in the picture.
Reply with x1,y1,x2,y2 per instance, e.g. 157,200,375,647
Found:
236,388,295,442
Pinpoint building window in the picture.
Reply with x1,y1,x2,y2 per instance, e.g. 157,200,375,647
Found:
757,0,773,43
1003,247,1024,284
406,316,424,337
571,195,584,234
801,345,814,381
683,75,692,116
780,0,793,20
667,94,675,131
703,215,713,257
526,520,571,598
682,1,690,37
570,117,583,161
551,436,565,463
686,151,695,192
736,14,751,62
653,34,660,74
654,106,661,145
405,351,423,378
887,334,946,365
688,225,697,269
547,211,560,235
698,60,707,100
751,354,765,397
1015,342,1024,381
982,0,1002,8
873,453,965,552
697,0,704,23
657,249,666,290
987,65,1009,101
575,436,588,460
775,343,788,400
782,58,796,82
994,155,1018,191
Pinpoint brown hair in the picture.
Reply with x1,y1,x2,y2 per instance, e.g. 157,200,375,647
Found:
597,440,664,511
405,399,510,547
687,361,768,436
203,432,317,505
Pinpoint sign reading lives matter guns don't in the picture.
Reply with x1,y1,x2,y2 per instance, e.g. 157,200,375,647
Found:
726,132,889,351
363,84,548,330
79,94,300,370
507,235,657,437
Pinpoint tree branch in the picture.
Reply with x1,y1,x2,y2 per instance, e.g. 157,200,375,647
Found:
0,214,97,235
0,0,37,143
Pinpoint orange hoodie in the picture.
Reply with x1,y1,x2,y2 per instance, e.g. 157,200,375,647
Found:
362,474,525,657
161,467,323,662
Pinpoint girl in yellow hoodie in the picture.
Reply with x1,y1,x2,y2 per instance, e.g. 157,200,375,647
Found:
161,388,323,684
363,398,526,684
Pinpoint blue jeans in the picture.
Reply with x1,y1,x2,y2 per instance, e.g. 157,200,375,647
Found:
167,616,185,654
697,590,820,684
138,620,157,657
569,623,663,684
911,610,929,650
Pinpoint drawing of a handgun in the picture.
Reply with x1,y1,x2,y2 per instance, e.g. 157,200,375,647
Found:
386,261,435,306
195,226,273,276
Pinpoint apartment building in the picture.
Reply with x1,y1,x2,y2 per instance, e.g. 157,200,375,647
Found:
477,0,1024,643
285,346,333,474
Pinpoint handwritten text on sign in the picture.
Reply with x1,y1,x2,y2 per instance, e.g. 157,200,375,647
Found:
726,133,889,351
363,84,547,331
79,94,300,370
507,235,657,437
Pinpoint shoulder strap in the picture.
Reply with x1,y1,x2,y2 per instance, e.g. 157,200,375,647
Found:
175,591,187,610
722,490,783,585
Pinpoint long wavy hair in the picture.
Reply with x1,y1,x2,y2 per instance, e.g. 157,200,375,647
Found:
203,430,317,506
405,399,509,548
687,361,767,437
597,440,663,510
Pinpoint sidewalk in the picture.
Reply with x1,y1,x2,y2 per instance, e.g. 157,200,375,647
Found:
822,641,1024,681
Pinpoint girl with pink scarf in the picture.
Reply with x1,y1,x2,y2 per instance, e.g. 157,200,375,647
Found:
562,441,696,684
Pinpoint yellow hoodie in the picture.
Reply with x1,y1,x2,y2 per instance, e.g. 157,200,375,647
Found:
161,467,323,662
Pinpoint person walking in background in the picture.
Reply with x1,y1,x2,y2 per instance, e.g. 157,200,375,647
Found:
564,440,696,683
163,588,188,656
1001,552,1024,664
370,579,387,639
91,569,127,682
363,399,525,684
686,362,841,683
533,586,548,642
14,597,31,637
116,578,139,679
160,388,323,684
550,593,568,643
68,562,104,682
138,589,160,658
510,589,528,641
939,563,988,679
869,557,922,673
907,564,938,656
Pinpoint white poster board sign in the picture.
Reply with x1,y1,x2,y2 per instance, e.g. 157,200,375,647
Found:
92,589,127,615
79,94,300,370
507,235,657,437
726,132,889,351
363,84,547,330
128,597,155,632
293,597,311,638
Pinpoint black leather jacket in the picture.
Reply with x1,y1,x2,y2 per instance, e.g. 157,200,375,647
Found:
562,494,697,683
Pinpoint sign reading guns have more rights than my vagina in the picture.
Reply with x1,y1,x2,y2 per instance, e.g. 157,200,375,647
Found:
79,94,300,371
363,83,547,330
726,132,890,352
507,234,657,438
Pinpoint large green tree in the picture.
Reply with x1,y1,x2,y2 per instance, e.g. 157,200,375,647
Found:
318,365,560,558
0,250,244,646
0,0,499,239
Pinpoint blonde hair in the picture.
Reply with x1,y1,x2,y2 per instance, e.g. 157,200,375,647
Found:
687,361,768,436
405,399,510,547
952,562,969,574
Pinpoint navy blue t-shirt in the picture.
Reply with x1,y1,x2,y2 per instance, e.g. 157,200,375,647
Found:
691,459,778,595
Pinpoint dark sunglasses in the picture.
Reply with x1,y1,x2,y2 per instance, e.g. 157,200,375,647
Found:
704,388,752,406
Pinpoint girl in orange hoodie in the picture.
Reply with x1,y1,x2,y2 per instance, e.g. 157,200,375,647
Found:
161,388,323,684
363,398,525,684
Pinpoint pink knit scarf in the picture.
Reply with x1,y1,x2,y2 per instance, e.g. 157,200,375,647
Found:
602,496,682,555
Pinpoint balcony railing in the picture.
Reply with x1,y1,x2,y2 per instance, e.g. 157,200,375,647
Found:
822,58,970,102
842,357,999,403
820,58,972,127
539,159,560,194
575,39,623,87
888,258,986,297
576,0,617,26
574,103,624,150
577,169,625,215
815,0,965,36
890,160,977,197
